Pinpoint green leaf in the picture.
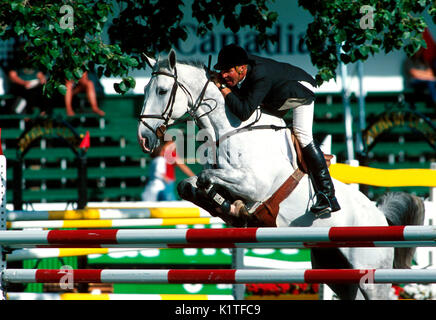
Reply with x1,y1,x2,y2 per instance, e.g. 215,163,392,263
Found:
14,24,24,36
33,38,42,46
73,68,83,79
334,29,347,43
113,82,121,93
340,53,351,64
118,81,127,92
114,82,128,94
49,48,60,59
64,70,73,80
123,76,136,88
128,57,139,67
358,45,370,57
267,12,278,22
57,84,67,95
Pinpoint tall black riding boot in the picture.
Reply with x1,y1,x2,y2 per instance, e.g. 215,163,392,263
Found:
302,141,341,215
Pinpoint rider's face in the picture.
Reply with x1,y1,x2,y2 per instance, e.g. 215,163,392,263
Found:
220,65,246,87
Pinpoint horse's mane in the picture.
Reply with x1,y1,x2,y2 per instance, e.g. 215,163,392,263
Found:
157,58,207,71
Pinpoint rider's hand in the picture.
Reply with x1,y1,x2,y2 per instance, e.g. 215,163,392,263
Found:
210,71,223,87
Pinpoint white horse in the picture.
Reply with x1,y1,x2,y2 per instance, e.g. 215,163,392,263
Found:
137,50,425,300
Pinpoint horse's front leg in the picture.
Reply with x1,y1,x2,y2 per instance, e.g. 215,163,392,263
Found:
177,175,247,227
196,167,270,203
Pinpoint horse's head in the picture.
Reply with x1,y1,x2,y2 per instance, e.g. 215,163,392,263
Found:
138,49,191,153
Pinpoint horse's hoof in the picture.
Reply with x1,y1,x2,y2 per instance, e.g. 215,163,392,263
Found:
232,200,249,219
197,171,212,189
177,180,193,200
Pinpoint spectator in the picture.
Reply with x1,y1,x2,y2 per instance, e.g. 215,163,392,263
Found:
65,71,105,117
404,48,436,108
7,42,51,115
141,144,167,201
161,140,195,200
141,141,194,201
422,28,436,75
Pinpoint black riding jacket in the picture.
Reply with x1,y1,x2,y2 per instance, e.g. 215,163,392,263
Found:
225,54,316,121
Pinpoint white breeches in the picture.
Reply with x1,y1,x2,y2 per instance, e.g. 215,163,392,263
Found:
292,100,314,148
276,81,315,148
292,81,315,148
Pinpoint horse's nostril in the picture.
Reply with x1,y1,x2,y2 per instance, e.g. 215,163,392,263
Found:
139,136,151,153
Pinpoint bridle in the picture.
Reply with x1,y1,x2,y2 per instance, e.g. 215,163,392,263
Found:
138,65,213,139
139,60,290,148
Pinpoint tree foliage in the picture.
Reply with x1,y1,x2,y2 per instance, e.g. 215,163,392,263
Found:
298,0,435,84
108,0,278,71
0,0,434,95
0,0,138,95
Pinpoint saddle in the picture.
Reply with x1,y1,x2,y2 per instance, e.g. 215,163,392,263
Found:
246,134,333,227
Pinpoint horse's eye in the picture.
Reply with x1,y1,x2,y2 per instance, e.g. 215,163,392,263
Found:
158,89,168,95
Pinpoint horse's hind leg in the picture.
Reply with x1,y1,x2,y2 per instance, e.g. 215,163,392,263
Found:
311,248,362,300
312,248,394,300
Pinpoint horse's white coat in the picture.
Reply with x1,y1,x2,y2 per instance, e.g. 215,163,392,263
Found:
138,51,402,299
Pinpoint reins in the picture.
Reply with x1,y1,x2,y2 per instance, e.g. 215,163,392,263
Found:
216,120,291,147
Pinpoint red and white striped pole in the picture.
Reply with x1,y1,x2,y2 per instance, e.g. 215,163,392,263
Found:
5,240,436,262
0,128,6,300
0,226,435,247
4,240,436,250
2,268,436,284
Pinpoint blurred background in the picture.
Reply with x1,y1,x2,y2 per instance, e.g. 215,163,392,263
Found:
1,0,435,301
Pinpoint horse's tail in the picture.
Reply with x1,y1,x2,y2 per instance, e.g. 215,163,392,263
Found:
376,192,425,269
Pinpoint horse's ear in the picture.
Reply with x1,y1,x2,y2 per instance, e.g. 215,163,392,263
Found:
168,49,177,71
142,53,156,69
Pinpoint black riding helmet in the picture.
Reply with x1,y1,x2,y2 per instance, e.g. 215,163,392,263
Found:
214,44,249,70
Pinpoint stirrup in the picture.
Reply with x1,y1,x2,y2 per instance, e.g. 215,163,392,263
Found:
310,192,337,217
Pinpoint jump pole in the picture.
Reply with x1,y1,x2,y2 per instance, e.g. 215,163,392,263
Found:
0,226,435,246
6,207,212,221
5,240,436,250
6,248,143,262
3,268,436,284
0,129,7,300
6,217,223,229
6,292,234,300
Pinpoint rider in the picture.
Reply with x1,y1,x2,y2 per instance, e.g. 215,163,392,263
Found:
211,44,340,216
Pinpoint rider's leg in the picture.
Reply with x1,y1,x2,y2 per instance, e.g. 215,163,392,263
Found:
293,101,340,214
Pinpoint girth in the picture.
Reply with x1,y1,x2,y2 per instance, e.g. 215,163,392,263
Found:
247,168,305,227
246,135,333,227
